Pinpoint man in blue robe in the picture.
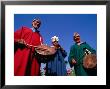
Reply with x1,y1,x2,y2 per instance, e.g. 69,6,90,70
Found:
46,36,67,76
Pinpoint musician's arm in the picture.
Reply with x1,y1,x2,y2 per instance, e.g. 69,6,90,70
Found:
60,47,67,58
68,46,76,67
14,27,24,42
14,27,27,48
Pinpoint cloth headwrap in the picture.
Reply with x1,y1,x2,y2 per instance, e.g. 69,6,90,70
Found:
32,18,41,24
51,36,59,42
73,32,80,37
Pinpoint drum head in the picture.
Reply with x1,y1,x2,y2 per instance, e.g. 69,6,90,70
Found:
34,44,56,63
35,44,56,56
83,54,97,69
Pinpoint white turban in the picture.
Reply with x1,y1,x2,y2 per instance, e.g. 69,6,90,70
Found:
51,36,59,42
73,32,80,37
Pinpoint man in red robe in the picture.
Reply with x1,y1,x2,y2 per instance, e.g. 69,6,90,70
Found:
14,18,43,76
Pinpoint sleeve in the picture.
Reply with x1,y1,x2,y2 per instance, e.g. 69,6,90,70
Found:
85,42,96,54
14,27,26,52
14,27,23,42
68,46,75,65
60,49,67,58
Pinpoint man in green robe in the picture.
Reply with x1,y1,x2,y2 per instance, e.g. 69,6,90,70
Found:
68,32,96,76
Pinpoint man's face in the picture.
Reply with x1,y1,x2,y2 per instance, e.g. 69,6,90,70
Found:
52,41,59,47
74,35,81,43
32,20,41,29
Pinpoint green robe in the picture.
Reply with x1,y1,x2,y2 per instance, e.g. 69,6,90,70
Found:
68,42,96,76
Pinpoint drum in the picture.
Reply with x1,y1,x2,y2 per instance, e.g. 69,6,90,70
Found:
34,44,56,63
83,54,97,69
35,44,56,56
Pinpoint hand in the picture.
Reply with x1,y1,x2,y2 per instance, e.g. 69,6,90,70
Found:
17,39,26,45
72,59,77,64
57,44,64,50
54,44,60,49
67,69,72,76
56,44,61,49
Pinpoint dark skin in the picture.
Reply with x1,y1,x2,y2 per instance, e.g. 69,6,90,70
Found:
74,35,81,43
32,19,41,29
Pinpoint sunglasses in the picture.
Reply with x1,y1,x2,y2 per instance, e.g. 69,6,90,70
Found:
74,36,80,38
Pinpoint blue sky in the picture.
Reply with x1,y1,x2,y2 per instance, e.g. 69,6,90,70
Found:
14,14,97,69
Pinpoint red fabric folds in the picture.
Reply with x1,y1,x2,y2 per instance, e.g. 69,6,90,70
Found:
14,26,43,76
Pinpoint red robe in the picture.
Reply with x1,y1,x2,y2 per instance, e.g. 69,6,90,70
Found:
14,26,43,76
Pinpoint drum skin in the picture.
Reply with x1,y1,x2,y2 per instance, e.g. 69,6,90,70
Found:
83,54,97,69
35,44,56,55
34,44,56,63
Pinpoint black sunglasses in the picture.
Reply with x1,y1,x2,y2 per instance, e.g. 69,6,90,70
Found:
74,36,80,38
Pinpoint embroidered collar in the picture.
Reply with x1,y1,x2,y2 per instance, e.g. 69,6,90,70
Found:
76,42,84,45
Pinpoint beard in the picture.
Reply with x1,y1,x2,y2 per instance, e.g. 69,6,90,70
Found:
33,23,40,29
74,38,80,43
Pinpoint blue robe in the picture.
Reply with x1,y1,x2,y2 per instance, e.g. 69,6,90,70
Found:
46,48,67,76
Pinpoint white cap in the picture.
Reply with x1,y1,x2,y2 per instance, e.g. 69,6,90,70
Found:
51,36,59,42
